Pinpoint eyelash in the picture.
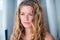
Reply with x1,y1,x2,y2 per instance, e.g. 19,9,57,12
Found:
29,13,33,16
20,13,24,15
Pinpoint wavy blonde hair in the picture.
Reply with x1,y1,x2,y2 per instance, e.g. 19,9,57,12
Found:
10,0,46,40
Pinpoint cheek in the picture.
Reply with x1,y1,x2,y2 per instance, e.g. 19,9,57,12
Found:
29,16,33,22
20,16,24,22
20,15,33,22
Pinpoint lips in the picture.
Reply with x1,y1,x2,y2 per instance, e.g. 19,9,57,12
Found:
24,22,30,24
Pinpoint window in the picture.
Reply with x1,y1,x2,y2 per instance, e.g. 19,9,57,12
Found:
0,0,5,40
0,0,3,10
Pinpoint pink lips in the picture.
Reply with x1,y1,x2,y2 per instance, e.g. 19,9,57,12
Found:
24,22,30,24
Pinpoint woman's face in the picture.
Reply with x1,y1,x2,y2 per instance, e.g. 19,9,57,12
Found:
20,6,33,29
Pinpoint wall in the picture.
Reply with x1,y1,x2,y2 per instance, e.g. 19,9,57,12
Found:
55,0,60,40
6,0,17,40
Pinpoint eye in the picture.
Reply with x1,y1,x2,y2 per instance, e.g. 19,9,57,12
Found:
20,13,24,15
29,13,33,16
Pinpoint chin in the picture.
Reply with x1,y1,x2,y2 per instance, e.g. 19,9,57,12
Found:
24,25,32,29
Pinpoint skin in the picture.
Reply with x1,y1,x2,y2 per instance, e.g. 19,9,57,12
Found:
20,6,54,40
20,6,33,29
45,32,55,40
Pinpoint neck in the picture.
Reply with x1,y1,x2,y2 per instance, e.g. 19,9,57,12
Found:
23,28,33,40
25,28,32,35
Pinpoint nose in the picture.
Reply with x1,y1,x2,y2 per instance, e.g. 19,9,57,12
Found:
25,15,29,21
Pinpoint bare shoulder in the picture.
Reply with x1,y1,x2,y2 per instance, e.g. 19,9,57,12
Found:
10,34,13,40
45,32,55,40
10,33,14,40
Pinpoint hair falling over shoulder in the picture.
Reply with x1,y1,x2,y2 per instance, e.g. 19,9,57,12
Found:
10,0,46,40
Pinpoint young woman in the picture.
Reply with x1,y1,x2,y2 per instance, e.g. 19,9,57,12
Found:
10,0,54,40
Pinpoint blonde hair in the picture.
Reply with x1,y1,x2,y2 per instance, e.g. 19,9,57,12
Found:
10,0,46,40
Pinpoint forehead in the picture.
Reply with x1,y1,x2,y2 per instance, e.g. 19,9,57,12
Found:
20,6,33,13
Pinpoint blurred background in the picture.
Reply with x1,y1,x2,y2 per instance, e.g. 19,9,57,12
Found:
0,0,60,40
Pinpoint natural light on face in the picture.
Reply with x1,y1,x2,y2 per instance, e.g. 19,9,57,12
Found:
20,6,33,29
